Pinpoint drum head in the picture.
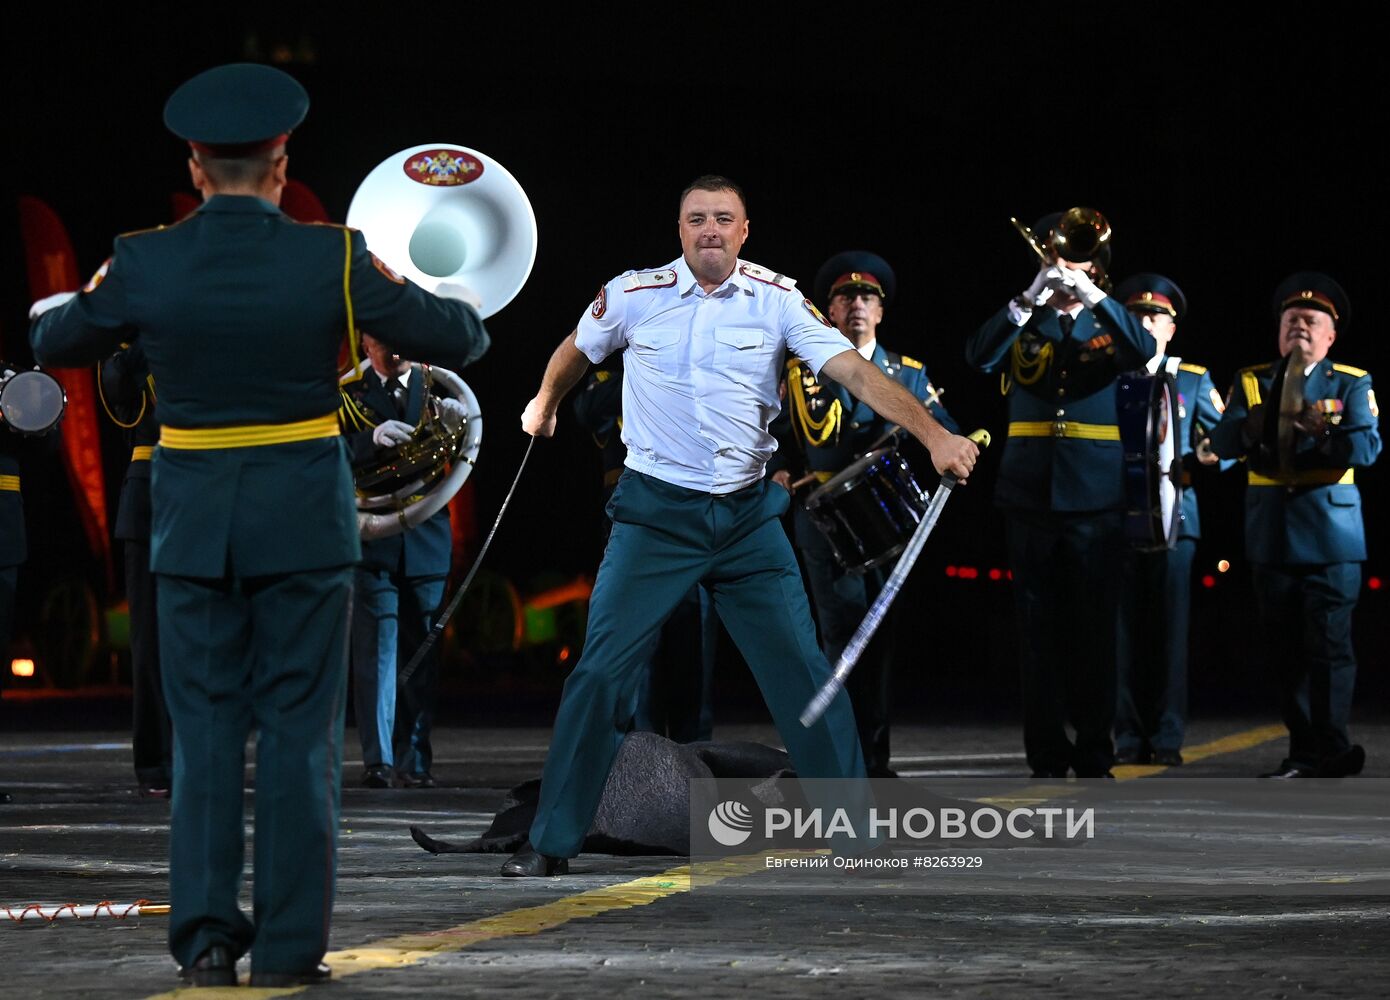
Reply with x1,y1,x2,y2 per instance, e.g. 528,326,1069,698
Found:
0,369,66,435
1116,371,1183,551
804,448,894,509
1154,380,1179,546
803,447,928,574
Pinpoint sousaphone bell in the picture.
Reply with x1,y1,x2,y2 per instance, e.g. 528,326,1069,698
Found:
343,144,537,538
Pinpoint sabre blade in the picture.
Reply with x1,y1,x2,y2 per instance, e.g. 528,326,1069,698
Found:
799,475,957,728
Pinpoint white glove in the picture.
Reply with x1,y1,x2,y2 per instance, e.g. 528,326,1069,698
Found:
1021,266,1055,308
435,396,467,429
434,282,483,312
1048,266,1106,307
373,419,414,447
29,291,77,320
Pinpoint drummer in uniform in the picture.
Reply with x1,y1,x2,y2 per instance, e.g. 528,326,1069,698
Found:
1209,272,1380,778
965,212,1155,778
99,343,174,795
770,251,956,776
1110,275,1229,766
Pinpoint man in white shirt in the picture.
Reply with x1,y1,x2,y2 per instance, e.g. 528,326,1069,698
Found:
506,175,977,876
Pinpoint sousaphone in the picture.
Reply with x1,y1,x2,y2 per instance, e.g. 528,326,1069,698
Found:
343,144,537,539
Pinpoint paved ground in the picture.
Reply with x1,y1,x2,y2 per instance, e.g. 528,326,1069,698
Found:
2,718,1388,998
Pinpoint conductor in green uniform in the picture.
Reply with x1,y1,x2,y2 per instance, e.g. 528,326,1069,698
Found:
29,64,489,986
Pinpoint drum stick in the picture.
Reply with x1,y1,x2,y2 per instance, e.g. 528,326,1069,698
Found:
800,429,990,728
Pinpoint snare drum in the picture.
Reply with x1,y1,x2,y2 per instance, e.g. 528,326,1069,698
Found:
803,447,928,575
0,368,67,436
1116,370,1182,551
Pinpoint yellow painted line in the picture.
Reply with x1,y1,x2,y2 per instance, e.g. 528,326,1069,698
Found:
143,856,768,998
146,724,1292,997
982,723,1288,803
1112,722,1286,780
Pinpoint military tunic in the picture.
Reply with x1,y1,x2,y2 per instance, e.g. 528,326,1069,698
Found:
339,366,453,779
966,299,1155,776
770,344,956,773
1115,358,1229,759
1209,357,1380,772
99,343,172,788
30,193,489,971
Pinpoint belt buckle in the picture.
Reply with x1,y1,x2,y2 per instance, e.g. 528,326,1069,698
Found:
1051,420,1067,438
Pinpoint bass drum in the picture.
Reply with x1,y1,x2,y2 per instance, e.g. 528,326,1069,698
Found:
803,447,929,575
1116,370,1182,551
0,367,67,435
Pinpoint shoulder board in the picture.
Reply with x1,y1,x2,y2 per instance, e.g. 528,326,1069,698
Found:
118,214,196,239
622,269,677,292
305,220,354,232
1178,362,1208,375
738,262,797,292
1333,363,1370,379
898,354,923,370
1237,362,1275,375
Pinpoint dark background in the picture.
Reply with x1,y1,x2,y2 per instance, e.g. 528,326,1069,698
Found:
3,6,1386,722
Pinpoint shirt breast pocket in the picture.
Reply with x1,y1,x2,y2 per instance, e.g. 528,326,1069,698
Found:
629,326,685,377
714,326,768,381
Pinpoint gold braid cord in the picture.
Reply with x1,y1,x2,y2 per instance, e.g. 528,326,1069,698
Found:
1009,338,1053,387
338,391,378,432
342,229,363,374
787,360,841,447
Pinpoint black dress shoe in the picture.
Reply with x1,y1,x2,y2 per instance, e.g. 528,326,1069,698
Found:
180,944,237,987
1259,764,1317,779
1320,745,1366,777
361,765,394,788
1152,749,1183,766
398,771,436,788
249,963,331,987
501,843,569,877
1114,748,1152,765
1029,769,1068,779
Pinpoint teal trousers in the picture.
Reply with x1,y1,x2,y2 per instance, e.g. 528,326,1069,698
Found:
531,471,867,858
158,567,352,973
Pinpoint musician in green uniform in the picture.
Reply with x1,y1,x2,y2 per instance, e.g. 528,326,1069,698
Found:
965,211,1155,778
770,251,956,776
98,343,173,795
1110,275,1229,766
30,63,488,986
1209,273,1379,778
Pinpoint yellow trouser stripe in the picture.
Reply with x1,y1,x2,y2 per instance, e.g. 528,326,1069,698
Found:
1248,468,1353,487
159,413,340,450
0,475,19,492
131,446,154,462
1008,420,1121,441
